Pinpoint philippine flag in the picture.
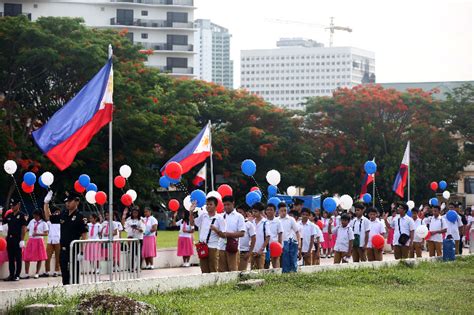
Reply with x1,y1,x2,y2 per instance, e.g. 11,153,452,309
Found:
359,173,374,199
161,123,211,175
33,57,113,171
392,141,410,198
192,164,207,187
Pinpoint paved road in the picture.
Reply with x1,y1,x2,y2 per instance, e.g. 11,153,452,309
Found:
0,249,469,291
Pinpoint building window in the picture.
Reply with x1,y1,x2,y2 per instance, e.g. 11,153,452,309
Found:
4,3,23,16
167,12,188,23
465,177,474,194
141,10,148,16
141,33,148,39
167,57,188,68
116,9,134,25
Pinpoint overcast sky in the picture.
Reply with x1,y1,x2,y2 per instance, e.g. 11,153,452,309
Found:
195,0,473,88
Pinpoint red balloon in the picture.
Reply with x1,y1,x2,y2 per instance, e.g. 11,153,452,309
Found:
4,209,12,217
95,191,107,205
372,234,385,250
430,181,438,191
21,182,34,194
165,162,183,180
168,199,180,212
425,231,432,241
250,186,260,192
0,238,6,251
121,194,133,206
316,220,324,230
114,176,126,189
217,184,233,197
269,242,283,258
216,198,224,213
74,180,85,193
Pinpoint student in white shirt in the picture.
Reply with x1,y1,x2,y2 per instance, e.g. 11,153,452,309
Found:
265,204,283,269
236,205,256,271
329,213,354,264
41,204,61,277
142,207,158,269
298,208,316,266
444,203,464,255
173,211,195,267
278,202,300,273
23,210,49,279
122,207,146,270
384,203,415,260
311,215,324,265
426,205,446,257
410,208,424,258
350,203,370,262
189,197,225,274
217,196,245,272
367,208,386,261
101,211,122,266
85,214,101,272
251,202,270,270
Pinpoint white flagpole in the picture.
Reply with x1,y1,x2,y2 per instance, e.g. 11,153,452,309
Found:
407,141,411,202
107,44,114,280
372,175,375,208
208,120,214,191
204,162,208,194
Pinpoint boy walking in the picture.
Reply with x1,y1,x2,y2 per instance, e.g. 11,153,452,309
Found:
236,205,256,271
367,208,385,261
265,204,283,268
279,202,300,273
298,208,316,266
251,202,270,270
329,214,354,264
350,203,370,262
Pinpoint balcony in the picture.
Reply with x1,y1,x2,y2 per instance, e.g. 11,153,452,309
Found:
137,42,193,52
110,18,193,28
157,66,194,75
110,0,194,6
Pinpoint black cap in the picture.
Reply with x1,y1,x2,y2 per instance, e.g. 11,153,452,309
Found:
9,196,21,206
64,191,81,202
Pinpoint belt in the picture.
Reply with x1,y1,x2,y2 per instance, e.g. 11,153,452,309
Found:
240,250,249,254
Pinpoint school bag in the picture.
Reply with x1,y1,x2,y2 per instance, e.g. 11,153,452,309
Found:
195,218,216,259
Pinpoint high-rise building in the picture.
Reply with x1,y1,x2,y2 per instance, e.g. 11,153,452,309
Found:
194,19,233,88
240,38,375,109
0,0,196,77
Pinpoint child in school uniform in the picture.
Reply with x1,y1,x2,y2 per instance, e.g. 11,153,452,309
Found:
367,208,385,261
329,213,354,264
0,223,9,267
23,210,49,279
386,209,397,252
142,207,158,269
410,208,424,258
101,211,121,266
265,204,283,269
85,214,102,272
298,208,316,266
174,211,195,267
321,211,332,258
42,205,61,277
251,202,270,270
330,210,339,258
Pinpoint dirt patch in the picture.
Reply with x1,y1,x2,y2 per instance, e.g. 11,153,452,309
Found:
77,294,153,314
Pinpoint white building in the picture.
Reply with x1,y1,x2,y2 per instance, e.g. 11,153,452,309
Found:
240,38,375,109
194,19,233,88
0,0,196,77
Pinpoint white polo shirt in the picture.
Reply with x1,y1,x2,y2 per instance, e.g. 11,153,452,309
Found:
253,218,268,253
390,215,415,246
239,220,256,252
279,215,299,241
142,216,158,236
218,210,246,251
87,222,102,240
266,217,283,243
443,214,463,241
299,220,316,253
333,225,354,252
413,218,424,243
350,216,371,246
27,219,48,239
427,216,445,243
47,221,61,244
367,219,386,248
321,217,330,233
195,212,225,249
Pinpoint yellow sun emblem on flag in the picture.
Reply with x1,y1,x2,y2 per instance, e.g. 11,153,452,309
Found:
202,136,209,146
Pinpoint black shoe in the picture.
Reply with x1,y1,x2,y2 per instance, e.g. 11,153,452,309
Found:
3,277,14,282
39,273,49,278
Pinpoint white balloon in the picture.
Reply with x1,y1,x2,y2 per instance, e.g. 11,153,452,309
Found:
183,195,192,211
407,200,415,210
415,225,429,239
4,160,17,175
41,172,54,186
126,189,137,202
85,191,97,204
334,196,341,207
442,191,450,200
266,170,281,186
119,165,132,179
287,186,297,197
339,194,353,210
206,191,222,200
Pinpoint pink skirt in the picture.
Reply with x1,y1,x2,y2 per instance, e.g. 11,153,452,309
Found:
23,238,47,262
322,232,332,249
331,234,337,248
142,235,156,258
0,251,8,264
177,236,194,257
387,228,394,245
101,242,121,262
85,243,102,261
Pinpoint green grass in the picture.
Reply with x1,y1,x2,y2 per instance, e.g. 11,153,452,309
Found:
119,230,192,249
9,256,474,314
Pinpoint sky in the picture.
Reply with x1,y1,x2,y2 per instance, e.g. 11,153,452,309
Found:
195,0,473,88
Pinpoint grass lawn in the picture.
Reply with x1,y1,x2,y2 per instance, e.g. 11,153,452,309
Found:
118,230,192,249
10,256,474,314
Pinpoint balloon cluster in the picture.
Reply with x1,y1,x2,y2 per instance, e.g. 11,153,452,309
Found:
117,165,136,206
159,162,183,189
4,160,56,194
429,180,450,200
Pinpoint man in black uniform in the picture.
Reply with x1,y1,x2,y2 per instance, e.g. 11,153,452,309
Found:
2,197,27,281
44,191,88,285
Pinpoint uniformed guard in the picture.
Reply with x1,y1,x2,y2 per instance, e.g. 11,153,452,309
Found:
2,196,27,281
44,191,88,285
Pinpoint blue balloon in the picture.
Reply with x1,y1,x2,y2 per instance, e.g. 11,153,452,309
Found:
159,176,170,188
429,197,439,206
23,172,36,186
38,176,48,189
166,175,181,184
190,189,206,207
364,160,377,175
446,210,458,223
241,159,256,176
246,191,261,207
362,193,372,204
78,174,91,188
439,180,447,190
407,210,412,218
86,183,98,192
254,189,262,198
267,185,278,197
267,197,281,208
323,197,337,213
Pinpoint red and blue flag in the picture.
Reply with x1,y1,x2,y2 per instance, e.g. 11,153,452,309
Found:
393,141,410,198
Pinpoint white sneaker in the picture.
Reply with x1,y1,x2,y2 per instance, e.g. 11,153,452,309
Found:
149,265,154,270
184,262,190,267
34,274,39,279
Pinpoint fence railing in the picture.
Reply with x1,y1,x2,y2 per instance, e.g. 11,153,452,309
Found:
69,238,141,284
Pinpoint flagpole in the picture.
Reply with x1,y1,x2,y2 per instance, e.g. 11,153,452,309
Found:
372,175,375,208
204,162,208,194
107,44,114,280
208,120,214,191
407,141,410,202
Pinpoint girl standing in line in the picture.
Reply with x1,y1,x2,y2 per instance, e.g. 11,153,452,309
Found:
173,211,195,267
321,211,332,258
85,214,102,273
23,210,49,279
142,207,158,270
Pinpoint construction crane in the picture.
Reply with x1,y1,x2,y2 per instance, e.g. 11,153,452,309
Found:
265,17,352,47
